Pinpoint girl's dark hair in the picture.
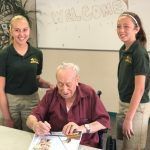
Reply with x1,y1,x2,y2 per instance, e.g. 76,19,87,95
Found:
121,11,147,48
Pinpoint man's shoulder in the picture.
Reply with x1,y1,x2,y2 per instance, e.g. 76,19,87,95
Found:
45,89,55,96
78,83,95,96
79,83,93,89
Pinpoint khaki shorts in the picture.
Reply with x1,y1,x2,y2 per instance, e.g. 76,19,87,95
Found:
116,101,150,150
0,92,39,132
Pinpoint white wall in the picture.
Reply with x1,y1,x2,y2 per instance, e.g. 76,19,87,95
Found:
40,49,120,113
19,0,119,113
28,0,150,113
22,0,150,113
36,0,125,50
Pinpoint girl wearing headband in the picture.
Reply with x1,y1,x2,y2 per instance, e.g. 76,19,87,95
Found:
116,12,150,149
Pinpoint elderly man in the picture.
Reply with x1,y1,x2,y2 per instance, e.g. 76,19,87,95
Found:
26,62,110,148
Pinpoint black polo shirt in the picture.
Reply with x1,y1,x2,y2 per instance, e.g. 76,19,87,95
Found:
118,40,150,103
0,43,43,95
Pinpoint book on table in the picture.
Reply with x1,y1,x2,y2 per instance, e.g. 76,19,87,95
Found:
28,131,82,150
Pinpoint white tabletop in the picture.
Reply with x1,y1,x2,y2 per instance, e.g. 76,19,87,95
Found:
0,126,100,150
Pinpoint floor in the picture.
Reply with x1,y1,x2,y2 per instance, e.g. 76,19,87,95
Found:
102,114,150,150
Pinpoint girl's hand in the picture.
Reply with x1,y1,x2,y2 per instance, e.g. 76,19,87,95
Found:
4,118,14,128
123,118,134,139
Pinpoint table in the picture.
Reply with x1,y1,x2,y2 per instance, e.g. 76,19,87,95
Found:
0,126,100,150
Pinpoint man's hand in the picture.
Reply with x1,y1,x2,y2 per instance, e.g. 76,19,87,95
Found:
33,121,51,135
62,122,81,135
62,122,87,135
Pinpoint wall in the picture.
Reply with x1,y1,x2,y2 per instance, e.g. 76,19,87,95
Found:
27,0,150,113
22,0,37,47
36,0,150,51
28,0,120,113
36,0,125,50
40,49,120,113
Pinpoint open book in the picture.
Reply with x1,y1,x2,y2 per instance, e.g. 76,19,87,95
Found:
28,131,82,150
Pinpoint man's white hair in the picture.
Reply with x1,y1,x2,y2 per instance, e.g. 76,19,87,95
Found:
56,62,80,75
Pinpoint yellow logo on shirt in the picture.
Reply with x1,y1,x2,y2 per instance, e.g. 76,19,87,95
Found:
124,56,132,64
30,58,39,64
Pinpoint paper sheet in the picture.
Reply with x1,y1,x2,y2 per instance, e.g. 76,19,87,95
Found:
28,131,82,150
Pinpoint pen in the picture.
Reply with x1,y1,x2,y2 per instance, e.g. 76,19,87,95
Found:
49,131,52,135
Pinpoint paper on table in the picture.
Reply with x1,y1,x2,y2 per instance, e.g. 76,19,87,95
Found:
28,131,82,150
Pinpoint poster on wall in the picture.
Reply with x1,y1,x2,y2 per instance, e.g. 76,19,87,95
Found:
36,0,150,51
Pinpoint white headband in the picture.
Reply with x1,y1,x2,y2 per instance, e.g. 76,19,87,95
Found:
121,14,139,27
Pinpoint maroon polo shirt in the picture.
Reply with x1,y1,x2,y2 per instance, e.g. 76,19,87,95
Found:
31,83,110,148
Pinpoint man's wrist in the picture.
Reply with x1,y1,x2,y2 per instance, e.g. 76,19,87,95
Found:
84,124,91,133
32,122,38,131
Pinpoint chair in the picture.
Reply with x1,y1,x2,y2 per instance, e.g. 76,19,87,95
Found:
98,128,108,149
97,90,108,149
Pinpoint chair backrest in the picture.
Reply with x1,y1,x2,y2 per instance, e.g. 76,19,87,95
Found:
97,90,102,98
97,90,108,149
